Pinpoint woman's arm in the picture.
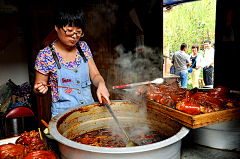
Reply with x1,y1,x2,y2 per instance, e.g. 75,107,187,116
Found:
33,70,49,96
88,58,110,104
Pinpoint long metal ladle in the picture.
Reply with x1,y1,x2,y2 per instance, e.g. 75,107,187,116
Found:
101,96,138,147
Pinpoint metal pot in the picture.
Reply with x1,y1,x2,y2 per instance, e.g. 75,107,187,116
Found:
49,100,189,159
189,119,240,151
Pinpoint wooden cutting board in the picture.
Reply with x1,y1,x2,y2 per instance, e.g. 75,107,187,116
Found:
118,89,240,129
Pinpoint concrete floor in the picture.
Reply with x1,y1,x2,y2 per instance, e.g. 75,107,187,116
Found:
181,135,240,159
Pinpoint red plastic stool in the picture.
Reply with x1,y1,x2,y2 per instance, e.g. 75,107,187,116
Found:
4,107,34,138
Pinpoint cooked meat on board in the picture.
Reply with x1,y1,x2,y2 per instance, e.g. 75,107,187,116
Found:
133,82,240,115
0,130,57,159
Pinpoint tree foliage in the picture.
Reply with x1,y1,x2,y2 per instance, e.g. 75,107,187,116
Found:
164,0,216,55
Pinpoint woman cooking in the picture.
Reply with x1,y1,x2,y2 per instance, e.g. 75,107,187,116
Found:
189,44,204,88
33,5,110,118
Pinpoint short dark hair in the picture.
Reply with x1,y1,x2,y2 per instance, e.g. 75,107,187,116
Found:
192,44,199,51
54,5,86,31
180,43,187,51
204,39,211,44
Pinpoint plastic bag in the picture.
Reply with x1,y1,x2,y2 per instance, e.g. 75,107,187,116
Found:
0,82,12,112
8,79,31,97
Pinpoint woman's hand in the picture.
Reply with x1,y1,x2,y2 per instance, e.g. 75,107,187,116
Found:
96,82,110,104
34,81,48,95
34,70,49,96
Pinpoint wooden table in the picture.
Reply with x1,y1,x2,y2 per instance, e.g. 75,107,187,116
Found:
163,73,180,84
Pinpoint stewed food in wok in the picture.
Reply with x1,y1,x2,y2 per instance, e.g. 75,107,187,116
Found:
72,127,168,147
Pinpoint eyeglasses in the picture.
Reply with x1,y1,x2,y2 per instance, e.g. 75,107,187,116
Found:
63,27,84,37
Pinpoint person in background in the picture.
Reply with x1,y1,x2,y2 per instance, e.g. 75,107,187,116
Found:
33,4,110,118
172,43,191,88
189,44,204,88
203,39,214,86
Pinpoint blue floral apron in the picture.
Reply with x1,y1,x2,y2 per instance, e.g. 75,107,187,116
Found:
51,46,94,118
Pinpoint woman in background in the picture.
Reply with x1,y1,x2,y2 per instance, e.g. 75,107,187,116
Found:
189,44,204,88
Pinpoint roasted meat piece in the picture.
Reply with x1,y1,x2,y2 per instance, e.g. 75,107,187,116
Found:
176,91,201,115
15,135,32,146
191,92,222,111
16,130,39,145
16,130,48,154
132,81,187,107
208,86,230,97
170,94,185,103
25,137,48,153
145,90,162,100
155,94,175,107
132,81,239,114
0,130,52,159
23,150,57,159
0,143,25,159
158,84,173,93
208,86,240,108
200,106,214,114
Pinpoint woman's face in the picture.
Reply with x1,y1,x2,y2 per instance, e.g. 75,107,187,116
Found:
55,24,83,47
192,47,198,54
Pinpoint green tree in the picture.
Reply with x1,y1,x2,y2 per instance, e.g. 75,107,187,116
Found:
164,0,216,89
164,0,216,55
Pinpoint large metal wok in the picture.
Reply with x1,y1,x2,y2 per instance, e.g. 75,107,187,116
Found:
49,100,189,159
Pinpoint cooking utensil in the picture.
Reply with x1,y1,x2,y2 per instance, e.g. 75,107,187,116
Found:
38,128,43,140
42,84,79,90
49,100,189,158
41,119,54,140
112,78,164,89
101,97,138,147
41,119,48,128
230,90,240,94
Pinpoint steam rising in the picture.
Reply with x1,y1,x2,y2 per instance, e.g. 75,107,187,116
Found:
105,102,150,144
109,45,164,143
115,44,163,84
108,40,163,144
84,3,164,143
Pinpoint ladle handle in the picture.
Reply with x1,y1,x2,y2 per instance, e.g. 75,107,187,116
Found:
101,96,131,141
101,96,109,105
112,81,150,89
